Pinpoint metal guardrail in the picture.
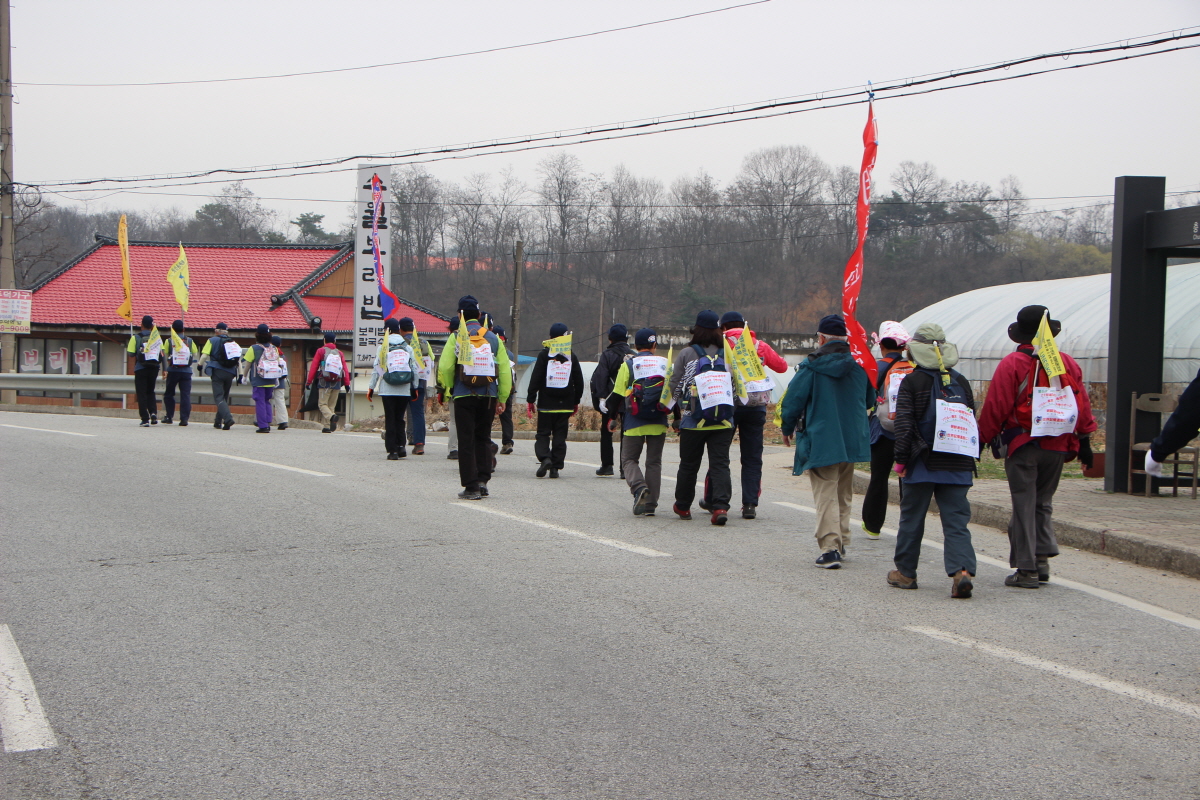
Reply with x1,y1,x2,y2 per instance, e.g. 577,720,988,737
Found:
0,372,254,401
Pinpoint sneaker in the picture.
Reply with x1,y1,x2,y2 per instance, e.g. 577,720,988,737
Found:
887,569,917,589
698,498,711,511
162,418,173,425
742,505,756,520
329,414,339,431
595,465,614,477
711,509,728,526
413,444,425,455
139,421,150,428
457,488,482,501
396,449,407,459
815,551,843,569
387,452,400,461
1036,559,1050,583
861,521,881,540
256,427,270,433
673,503,692,521
277,423,288,430
178,421,188,427
644,509,656,517
951,570,974,598
548,468,559,479
214,421,222,429
632,486,651,516
223,420,234,430
1004,570,1040,589
321,427,332,433
150,416,158,425
500,443,514,455
536,458,552,478
479,483,489,497
447,450,459,460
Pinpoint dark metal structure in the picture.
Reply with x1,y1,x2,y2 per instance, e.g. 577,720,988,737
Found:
1106,176,1200,492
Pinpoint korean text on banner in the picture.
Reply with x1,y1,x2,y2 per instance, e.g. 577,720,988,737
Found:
932,399,980,457
170,328,189,365
732,326,765,383
1030,385,1078,437
544,333,572,360
167,244,190,312
0,289,32,334
839,101,879,388
352,164,390,370
695,370,734,410
1032,310,1066,378
723,336,747,401
116,215,133,322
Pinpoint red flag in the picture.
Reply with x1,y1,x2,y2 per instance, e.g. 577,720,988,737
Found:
841,101,879,388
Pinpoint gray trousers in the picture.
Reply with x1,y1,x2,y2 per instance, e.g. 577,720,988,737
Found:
894,482,976,578
447,397,457,451
622,433,665,510
1005,444,1065,571
210,370,234,426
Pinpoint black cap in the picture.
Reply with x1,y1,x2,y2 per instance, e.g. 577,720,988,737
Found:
215,322,228,330
549,322,569,338
1008,305,1061,343
384,318,401,333
458,295,480,319
172,319,184,333
323,332,337,343
270,335,283,347
817,314,848,336
719,311,744,329
493,324,506,339
399,316,415,331
635,328,657,349
608,323,628,341
695,310,719,330
141,315,154,328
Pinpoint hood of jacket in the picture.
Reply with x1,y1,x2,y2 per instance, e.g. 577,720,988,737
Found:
806,340,859,377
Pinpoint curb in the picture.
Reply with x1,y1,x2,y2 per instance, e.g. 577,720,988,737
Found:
851,470,1200,580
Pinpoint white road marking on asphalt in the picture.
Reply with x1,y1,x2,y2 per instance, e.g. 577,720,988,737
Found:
774,501,1200,632
0,423,95,438
453,503,672,558
0,624,58,752
196,452,332,476
907,625,1200,721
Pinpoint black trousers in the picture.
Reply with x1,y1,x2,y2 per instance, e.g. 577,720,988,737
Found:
862,435,901,534
599,411,620,467
382,395,411,455
535,412,571,469
455,396,497,489
498,397,514,445
134,366,159,423
676,427,734,511
703,404,766,508
163,372,192,423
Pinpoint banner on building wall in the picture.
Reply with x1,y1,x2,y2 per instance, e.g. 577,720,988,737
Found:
0,289,31,334
840,100,879,388
353,164,391,370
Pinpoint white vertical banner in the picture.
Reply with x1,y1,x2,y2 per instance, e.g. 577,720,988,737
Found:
353,164,390,370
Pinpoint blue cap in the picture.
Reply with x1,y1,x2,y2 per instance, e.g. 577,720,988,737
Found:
384,318,401,333
492,325,506,338
818,314,848,336
549,322,569,338
695,310,719,330
608,324,628,341
719,311,744,328
635,328,657,349
398,316,415,331
270,335,282,346
458,295,480,318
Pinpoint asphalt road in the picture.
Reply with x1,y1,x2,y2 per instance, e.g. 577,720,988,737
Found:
1,410,1198,799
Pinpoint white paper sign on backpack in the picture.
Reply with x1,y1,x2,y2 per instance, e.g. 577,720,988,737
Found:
694,371,733,410
1030,381,1078,437
632,356,667,380
386,349,410,372
223,341,242,360
463,343,495,376
324,350,343,376
546,358,571,388
932,399,979,456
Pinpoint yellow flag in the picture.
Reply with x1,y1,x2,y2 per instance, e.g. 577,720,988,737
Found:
410,326,425,371
724,335,747,401
1032,310,1066,378
733,325,766,383
144,325,162,355
456,312,472,367
115,215,133,321
543,332,572,359
167,243,190,312
169,326,186,359
663,344,675,386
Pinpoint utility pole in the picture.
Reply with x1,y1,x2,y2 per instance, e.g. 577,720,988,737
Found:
0,0,14,405
510,240,523,360
596,289,605,360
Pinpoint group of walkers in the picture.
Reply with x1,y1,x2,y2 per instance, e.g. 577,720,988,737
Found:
781,305,1097,597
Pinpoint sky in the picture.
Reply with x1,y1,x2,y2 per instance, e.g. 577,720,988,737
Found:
12,0,1200,227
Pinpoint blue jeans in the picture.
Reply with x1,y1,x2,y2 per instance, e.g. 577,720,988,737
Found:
893,482,976,578
703,404,766,508
163,372,192,423
406,386,426,445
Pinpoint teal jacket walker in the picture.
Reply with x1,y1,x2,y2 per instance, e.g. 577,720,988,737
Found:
780,340,875,475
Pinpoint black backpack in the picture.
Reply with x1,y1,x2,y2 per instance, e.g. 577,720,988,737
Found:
210,335,240,369
685,344,735,425
624,357,667,421
916,368,974,448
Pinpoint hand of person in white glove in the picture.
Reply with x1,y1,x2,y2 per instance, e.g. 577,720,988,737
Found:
598,398,608,415
1145,451,1163,478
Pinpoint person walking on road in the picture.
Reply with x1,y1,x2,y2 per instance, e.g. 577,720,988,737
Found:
1146,367,1200,479
779,314,874,568
886,323,978,598
161,319,198,426
240,324,283,433
437,296,512,499
591,324,636,477
127,314,162,427
368,318,418,460
440,317,460,460
700,311,788,519
604,328,669,516
493,325,517,455
306,332,350,433
400,317,434,456
197,322,240,430
269,335,290,431
862,321,913,538
669,310,739,526
978,305,1096,588
527,323,584,479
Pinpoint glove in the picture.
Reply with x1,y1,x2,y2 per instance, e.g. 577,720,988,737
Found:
1078,436,1094,470
573,405,579,414
526,403,536,420
366,389,374,402
1145,450,1163,478
598,398,608,414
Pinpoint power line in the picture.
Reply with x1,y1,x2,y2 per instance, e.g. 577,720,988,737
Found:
29,28,1200,192
17,1,774,88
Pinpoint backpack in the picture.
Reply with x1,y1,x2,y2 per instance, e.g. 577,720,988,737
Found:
877,355,916,434
210,335,240,369
382,340,415,386
685,344,735,425
255,344,283,380
915,368,976,455
320,346,344,384
455,329,497,388
624,356,667,421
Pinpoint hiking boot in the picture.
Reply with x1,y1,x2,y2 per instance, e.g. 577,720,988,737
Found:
448,449,459,460
815,551,843,569
644,507,657,517
179,421,188,427
214,421,222,429
457,488,482,501
150,415,158,425
162,418,173,425
396,449,407,458
710,509,728,526
549,468,559,479
633,486,651,516
887,569,917,589
673,504,692,521
413,444,425,455
536,458,552,478
595,465,614,477
1037,559,1050,583
387,452,399,461
223,420,234,430
742,505,756,520
500,443,514,455
1005,570,1040,589
951,570,974,599
329,414,339,431
256,427,270,433
321,427,332,433
861,521,881,540
277,423,288,430
479,483,489,497
698,498,711,511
